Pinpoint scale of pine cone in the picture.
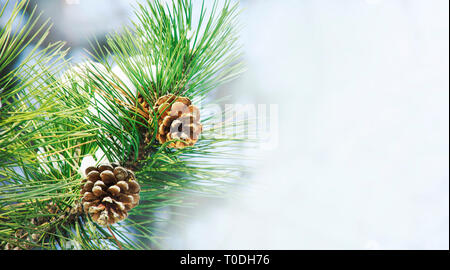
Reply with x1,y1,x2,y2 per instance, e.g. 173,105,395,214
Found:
81,163,140,226
139,94,203,149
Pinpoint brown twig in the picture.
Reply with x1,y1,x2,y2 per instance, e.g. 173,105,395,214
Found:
106,225,123,250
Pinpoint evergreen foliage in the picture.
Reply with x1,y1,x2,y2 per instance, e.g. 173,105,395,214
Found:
0,0,245,250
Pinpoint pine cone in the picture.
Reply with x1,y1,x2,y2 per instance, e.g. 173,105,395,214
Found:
81,163,140,226
150,94,203,148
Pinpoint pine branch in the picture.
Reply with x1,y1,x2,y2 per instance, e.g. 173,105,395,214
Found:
1,0,248,250
0,0,94,250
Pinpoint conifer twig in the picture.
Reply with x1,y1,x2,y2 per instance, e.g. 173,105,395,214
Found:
106,225,123,250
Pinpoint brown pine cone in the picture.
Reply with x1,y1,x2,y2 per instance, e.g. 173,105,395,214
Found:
150,94,203,149
80,163,140,226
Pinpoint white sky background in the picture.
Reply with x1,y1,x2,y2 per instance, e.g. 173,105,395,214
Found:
160,0,449,249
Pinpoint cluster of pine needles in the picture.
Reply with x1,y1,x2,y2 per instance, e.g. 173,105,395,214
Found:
0,0,247,250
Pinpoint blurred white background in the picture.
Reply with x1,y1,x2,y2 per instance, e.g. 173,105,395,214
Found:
160,0,449,250
2,0,448,249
